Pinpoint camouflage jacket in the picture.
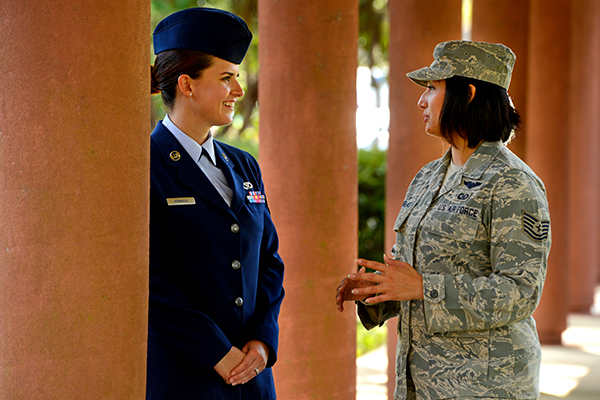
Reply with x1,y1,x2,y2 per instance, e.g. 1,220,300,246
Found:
358,141,551,399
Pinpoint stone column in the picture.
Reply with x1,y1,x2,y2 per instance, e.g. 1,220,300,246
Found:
567,0,600,313
525,0,571,344
471,0,529,159
258,1,358,398
0,1,150,398
386,0,462,396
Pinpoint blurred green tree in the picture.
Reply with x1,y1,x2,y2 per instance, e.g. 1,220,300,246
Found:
357,144,388,355
357,145,387,262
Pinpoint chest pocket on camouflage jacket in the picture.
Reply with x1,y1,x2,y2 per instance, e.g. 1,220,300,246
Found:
421,187,483,245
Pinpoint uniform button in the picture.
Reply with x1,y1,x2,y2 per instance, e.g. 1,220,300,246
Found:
430,290,439,299
235,297,244,307
231,260,241,270
231,223,240,233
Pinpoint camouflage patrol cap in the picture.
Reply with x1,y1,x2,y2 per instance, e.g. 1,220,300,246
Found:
406,40,516,90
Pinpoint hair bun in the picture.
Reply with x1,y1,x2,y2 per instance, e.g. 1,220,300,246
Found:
150,65,161,95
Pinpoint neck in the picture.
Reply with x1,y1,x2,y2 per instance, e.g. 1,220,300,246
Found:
168,107,211,145
449,137,480,166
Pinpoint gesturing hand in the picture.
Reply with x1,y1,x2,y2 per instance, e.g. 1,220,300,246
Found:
348,254,424,304
336,267,376,312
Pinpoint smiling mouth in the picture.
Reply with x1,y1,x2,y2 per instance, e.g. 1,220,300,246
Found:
223,101,235,108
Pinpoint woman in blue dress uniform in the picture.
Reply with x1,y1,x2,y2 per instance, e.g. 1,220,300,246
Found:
147,8,285,399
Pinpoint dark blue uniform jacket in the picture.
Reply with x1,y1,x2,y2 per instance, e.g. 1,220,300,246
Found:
147,122,285,399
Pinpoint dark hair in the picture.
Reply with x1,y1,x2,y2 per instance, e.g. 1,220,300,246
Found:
439,76,521,148
151,49,214,109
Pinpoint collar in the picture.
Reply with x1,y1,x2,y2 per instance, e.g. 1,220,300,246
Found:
162,114,218,165
461,141,504,179
433,141,504,195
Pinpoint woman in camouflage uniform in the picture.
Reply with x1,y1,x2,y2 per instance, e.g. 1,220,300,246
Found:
337,41,550,400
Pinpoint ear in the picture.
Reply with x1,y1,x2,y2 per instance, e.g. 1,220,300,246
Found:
177,74,193,98
467,84,476,103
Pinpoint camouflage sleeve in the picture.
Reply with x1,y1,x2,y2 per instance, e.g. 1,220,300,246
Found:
422,169,551,333
357,300,401,331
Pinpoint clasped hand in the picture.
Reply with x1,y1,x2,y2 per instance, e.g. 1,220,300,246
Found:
336,254,424,312
214,340,269,386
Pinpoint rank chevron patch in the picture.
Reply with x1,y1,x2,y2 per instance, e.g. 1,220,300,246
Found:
522,210,550,241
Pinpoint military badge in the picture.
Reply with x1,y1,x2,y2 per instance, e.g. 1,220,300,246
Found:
169,151,181,161
463,180,482,189
456,192,472,201
522,210,550,241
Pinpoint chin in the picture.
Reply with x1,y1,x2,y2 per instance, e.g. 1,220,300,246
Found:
215,118,233,127
425,129,441,138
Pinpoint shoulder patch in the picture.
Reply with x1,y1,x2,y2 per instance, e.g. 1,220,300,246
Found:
522,210,550,241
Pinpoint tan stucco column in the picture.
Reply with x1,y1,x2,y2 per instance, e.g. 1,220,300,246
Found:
567,0,600,313
525,0,571,344
386,0,462,396
0,1,150,398
258,1,358,398
471,0,529,159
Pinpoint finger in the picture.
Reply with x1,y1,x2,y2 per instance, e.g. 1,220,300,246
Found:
336,291,354,311
348,272,382,284
351,283,382,297
383,254,404,267
233,366,262,385
362,293,389,305
229,360,257,385
338,279,359,298
336,294,345,312
382,254,411,269
230,350,266,386
338,277,354,290
336,289,353,312
230,368,255,385
230,352,254,376
356,258,387,272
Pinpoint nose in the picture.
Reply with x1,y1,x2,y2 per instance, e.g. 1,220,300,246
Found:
417,90,427,109
232,79,245,98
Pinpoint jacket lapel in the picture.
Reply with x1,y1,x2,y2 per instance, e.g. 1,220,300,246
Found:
152,123,231,213
431,151,452,200
433,141,504,200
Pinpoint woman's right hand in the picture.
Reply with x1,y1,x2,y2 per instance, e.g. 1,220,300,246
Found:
336,267,376,312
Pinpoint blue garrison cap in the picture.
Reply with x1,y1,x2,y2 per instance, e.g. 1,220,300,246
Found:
153,7,252,64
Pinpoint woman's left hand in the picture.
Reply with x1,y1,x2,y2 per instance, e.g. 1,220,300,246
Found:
229,340,269,386
349,254,425,304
